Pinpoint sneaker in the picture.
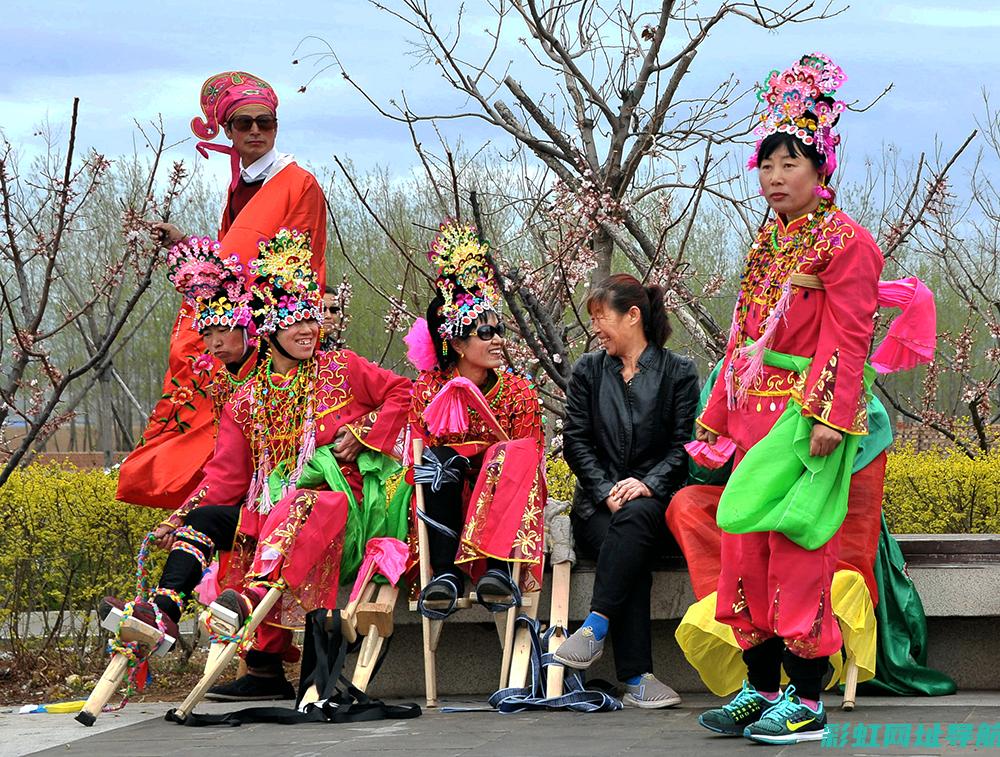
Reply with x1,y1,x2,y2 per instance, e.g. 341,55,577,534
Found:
698,681,780,736
552,626,604,669
743,686,828,744
622,673,682,709
204,673,296,702
98,596,180,643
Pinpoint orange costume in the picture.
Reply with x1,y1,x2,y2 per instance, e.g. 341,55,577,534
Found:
117,72,327,509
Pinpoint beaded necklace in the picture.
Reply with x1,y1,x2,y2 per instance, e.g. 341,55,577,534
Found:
251,356,315,472
725,200,837,409
732,199,836,343
211,358,258,421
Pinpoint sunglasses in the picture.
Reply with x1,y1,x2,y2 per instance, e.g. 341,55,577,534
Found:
324,305,340,314
474,323,506,340
228,115,278,133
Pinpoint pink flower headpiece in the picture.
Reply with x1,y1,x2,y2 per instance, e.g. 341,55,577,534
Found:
428,220,501,342
747,53,847,177
167,236,253,332
248,228,321,335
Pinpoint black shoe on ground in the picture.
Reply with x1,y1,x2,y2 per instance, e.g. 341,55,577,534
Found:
204,673,296,702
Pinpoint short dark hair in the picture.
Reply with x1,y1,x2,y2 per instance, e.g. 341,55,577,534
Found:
324,284,337,295
756,131,826,173
586,273,671,347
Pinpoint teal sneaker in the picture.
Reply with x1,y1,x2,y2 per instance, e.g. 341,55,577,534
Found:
698,680,780,736
743,685,828,744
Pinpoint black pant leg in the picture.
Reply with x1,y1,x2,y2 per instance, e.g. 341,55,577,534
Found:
578,497,669,681
422,446,468,578
157,505,241,620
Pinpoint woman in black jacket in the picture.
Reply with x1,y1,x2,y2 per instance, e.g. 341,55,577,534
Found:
555,274,699,708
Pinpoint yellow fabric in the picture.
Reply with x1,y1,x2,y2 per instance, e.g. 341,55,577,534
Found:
674,569,876,696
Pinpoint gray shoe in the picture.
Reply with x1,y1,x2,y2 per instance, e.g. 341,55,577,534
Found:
552,626,604,669
622,674,682,709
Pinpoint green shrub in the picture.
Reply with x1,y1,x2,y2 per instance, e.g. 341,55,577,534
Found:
883,446,1000,533
0,463,162,661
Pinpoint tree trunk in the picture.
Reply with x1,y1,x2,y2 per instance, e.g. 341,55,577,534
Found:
98,362,114,468
591,229,613,287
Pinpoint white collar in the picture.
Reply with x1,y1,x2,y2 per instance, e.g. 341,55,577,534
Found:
240,147,278,183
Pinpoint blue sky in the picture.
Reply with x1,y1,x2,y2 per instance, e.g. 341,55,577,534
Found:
2,1,996,189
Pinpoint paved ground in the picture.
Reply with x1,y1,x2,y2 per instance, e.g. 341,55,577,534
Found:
4,693,1000,757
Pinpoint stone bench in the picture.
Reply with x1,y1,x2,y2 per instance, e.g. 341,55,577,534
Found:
365,533,1000,696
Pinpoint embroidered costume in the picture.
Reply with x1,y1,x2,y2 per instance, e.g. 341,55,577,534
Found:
408,367,546,589
117,71,328,509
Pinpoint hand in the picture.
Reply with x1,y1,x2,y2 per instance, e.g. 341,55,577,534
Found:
611,477,653,504
151,222,185,246
695,424,718,446
333,428,364,463
809,423,843,457
604,494,623,514
152,523,177,551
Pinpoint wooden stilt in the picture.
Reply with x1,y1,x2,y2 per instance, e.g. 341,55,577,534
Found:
545,561,572,698
76,612,174,726
350,583,399,692
842,657,859,711
498,563,522,689
170,586,283,723
412,438,440,708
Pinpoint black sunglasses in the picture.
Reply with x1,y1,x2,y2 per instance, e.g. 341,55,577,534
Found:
474,323,506,340
228,115,278,133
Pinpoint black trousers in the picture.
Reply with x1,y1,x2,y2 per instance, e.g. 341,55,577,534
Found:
572,497,678,681
422,446,468,578
156,504,240,621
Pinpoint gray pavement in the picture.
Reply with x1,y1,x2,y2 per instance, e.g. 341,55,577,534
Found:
5,693,1000,757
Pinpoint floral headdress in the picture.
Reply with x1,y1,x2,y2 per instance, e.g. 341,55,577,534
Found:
429,220,500,341
748,52,847,176
248,228,322,335
167,236,253,332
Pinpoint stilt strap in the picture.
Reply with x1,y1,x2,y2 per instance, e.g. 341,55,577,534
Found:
413,448,469,493
487,617,623,713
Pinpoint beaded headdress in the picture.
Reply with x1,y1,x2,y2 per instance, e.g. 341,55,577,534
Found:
748,53,847,176
190,71,279,190
248,228,322,335
166,236,253,332
428,220,501,341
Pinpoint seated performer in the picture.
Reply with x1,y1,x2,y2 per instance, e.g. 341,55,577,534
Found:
118,70,327,510
687,54,908,745
404,220,546,613
164,235,258,420
554,274,698,708
101,229,410,700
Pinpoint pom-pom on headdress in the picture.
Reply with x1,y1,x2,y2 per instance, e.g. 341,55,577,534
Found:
191,71,279,190
748,53,847,176
248,228,322,335
167,236,253,333
428,220,501,341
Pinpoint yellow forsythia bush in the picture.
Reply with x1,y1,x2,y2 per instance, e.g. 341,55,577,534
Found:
545,456,576,503
883,445,1000,534
0,464,163,629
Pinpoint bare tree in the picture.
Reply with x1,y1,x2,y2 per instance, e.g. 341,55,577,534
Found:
300,0,844,405
0,99,188,483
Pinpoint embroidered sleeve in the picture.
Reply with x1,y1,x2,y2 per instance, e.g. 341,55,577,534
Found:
507,377,545,447
344,350,412,457
797,229,883,434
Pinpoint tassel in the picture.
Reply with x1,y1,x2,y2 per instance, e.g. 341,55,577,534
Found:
731,282,793,407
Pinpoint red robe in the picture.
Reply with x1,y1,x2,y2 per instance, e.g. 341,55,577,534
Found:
696,207,883,659
408,368,547,591
166,350,410,635
117,161,327,509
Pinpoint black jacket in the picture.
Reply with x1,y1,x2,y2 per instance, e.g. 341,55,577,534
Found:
563,344,699,519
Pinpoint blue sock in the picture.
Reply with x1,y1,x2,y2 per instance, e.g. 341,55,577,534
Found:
624,674,643,685
582,612,609,641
